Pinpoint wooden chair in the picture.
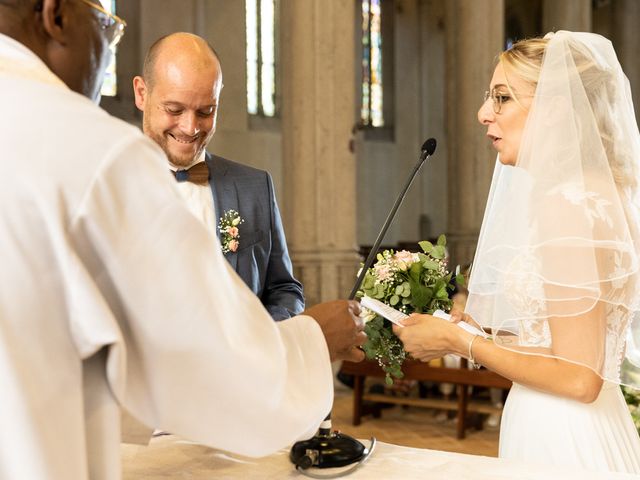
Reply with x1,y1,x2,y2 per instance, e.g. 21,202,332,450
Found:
340,359,512,439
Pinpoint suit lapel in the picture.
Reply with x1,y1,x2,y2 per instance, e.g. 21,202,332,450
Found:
206,153,239,271
206,153,223,239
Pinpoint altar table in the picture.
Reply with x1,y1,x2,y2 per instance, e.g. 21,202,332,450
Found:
122,435,639,479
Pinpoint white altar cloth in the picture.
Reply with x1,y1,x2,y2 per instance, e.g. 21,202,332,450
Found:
122,435,639,479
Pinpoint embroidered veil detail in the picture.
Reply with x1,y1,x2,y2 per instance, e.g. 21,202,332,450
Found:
466,31,640,387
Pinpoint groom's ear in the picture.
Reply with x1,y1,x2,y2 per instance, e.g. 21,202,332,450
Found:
133,76,148,111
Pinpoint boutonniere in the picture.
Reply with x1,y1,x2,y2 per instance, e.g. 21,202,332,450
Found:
218,209,244,253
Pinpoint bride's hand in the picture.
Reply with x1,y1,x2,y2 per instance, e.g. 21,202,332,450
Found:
392,314,460,362
450,309,482,331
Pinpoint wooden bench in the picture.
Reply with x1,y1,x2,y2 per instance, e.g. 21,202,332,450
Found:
340,359,512,439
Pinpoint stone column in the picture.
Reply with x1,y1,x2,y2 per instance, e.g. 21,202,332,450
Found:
613,0,640,126
543,0,591,33
445,0,504,267
280,0,360,306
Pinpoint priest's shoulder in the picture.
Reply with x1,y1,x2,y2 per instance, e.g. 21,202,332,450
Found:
44,87,154,156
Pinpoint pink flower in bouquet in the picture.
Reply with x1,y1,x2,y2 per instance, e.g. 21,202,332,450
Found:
228,239,239,252
374,263,394,283
394,250,418,270
226,226,239,237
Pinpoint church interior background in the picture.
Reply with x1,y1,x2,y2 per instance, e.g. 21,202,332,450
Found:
101,0,640,308
94,0,640,457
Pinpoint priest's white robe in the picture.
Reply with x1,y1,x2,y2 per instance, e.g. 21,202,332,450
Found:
0,33,333,480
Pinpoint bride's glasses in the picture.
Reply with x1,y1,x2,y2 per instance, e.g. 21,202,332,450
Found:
483,88,534,114
483,89,513,114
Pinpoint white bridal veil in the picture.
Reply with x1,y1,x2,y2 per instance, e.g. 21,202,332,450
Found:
466,31,640,386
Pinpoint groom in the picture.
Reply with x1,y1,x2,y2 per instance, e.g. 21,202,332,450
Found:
133,33,304,320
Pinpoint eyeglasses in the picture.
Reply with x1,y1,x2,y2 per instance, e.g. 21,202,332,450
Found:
483,89,512,114
483,88,535,114
77,0,127,48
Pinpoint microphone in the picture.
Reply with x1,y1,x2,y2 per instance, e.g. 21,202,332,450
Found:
348,138,437,300
290,139,437,477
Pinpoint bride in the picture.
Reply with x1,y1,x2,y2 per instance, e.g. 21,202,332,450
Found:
394,31,640,474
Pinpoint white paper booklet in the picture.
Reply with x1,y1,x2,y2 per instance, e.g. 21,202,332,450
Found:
361,296,489,338
360,296,407,327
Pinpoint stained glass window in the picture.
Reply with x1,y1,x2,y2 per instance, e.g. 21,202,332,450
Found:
100,0,118,97
246,0,276,117
361,0,383,127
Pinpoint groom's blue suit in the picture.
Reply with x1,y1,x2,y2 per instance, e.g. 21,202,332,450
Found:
205,152,304,320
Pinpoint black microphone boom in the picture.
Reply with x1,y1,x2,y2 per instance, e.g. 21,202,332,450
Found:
290,138,437,477
348,138,437,300
422,138,437,157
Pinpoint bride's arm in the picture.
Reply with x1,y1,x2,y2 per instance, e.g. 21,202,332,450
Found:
393,309,604,403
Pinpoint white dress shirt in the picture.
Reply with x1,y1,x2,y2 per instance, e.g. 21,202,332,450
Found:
170,154,218,237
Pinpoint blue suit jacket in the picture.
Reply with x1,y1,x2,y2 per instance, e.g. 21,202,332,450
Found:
205,153,304,320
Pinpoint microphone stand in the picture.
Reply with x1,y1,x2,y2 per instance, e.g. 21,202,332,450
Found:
348,138,436,301
290,139,437,477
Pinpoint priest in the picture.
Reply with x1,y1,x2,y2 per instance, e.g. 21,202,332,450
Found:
0,1,366,479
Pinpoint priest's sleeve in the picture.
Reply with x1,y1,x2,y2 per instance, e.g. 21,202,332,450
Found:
69,135,333,457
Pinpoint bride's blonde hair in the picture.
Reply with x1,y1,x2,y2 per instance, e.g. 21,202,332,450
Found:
499,38,548,92
500,36,637,190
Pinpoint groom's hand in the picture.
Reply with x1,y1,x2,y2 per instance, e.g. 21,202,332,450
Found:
305,300,367,362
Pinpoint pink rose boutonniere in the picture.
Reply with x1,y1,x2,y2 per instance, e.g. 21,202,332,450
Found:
218,209,244,253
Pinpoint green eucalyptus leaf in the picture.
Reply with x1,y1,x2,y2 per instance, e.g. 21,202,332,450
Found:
363,275,375,289
418,240,433,253
370,316,384,329
423,259,440,271
423,286,434,303
437,234,447,247
410,281,428,309
390,295,400,306
432,245,446,259
409,262,422,282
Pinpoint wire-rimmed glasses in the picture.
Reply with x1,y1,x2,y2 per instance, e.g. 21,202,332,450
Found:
77,0,127,48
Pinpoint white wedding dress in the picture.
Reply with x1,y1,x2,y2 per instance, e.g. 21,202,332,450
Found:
496,285,640,473
500,382,640,474
496,262,640,474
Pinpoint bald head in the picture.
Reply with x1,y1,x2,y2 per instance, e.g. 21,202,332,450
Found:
142,32,221,92
133,32,224,168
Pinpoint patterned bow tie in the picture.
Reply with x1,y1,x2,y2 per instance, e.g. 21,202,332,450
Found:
171,162,210,185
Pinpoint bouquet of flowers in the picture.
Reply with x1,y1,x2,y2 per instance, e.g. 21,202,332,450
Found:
356,235,464,385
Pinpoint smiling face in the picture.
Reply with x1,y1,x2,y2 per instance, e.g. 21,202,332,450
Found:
133,35,222,168
477,62,535,166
